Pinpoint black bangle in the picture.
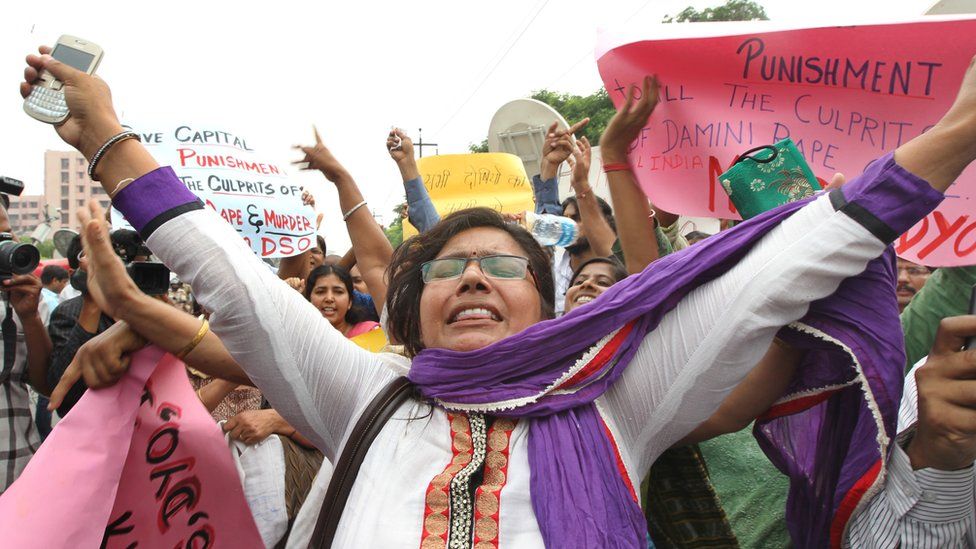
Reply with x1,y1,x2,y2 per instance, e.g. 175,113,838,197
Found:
87,131,140,181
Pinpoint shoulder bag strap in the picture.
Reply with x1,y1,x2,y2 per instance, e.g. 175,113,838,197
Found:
308,376,413,548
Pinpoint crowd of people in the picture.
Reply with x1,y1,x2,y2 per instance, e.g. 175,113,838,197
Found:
0,44,975,549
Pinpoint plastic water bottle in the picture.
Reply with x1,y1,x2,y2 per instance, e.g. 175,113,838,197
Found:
521,211,580,247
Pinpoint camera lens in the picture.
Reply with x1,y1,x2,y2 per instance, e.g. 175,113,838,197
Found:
0,241,40,275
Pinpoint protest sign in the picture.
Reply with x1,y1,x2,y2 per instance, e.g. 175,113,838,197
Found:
0,347,262,548
597,18,976,266
403,153,534,238
120,124,316,258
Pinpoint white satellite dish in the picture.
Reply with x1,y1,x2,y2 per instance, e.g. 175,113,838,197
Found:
487,98,571,181
925,0,976,14
52,229,78,259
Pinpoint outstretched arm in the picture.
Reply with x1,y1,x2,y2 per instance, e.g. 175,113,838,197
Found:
388,128,440,233
600,76,661,273
23,49,396,458
295,128,393,316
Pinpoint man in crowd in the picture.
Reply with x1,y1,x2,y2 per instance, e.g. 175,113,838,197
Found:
46,235,114,416
39,265,68,318
0,203,52,494
896,256,932,312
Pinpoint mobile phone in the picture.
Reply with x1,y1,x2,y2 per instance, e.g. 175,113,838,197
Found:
966,285,976,351
23,35,103,124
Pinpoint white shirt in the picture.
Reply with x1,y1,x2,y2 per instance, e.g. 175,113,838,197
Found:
845,358,976,547
147,193,888,547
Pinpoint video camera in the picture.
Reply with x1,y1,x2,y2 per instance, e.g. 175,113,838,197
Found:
0,176,40,282
68,229,170,296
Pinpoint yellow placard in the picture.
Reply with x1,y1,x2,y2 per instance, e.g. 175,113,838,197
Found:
402,153,534,239
350,326,389,353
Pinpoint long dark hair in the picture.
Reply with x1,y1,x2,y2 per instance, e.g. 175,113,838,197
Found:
304,264,368,326
386,207,555,357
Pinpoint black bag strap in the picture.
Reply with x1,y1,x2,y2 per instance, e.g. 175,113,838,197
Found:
309,376,413,548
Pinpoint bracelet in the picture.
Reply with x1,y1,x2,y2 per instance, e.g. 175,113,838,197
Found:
88,131,141,181
343,200,367,221
576,186,593,200
109,177,136,198
176,318,210,360
602,162,631,173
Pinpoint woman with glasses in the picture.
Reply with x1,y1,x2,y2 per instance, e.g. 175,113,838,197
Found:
26,48,976,547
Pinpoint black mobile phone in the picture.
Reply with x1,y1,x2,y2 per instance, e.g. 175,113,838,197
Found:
127,262,170,296
967,285,976,352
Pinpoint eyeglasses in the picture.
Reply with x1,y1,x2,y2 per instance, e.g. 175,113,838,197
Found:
898,265,931,277
421,254,531,284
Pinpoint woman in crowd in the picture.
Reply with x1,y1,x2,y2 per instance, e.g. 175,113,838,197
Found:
303,264,379,338
31,46,976,548
563,257,628,314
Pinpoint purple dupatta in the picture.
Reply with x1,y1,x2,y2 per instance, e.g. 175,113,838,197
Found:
408,153,942,549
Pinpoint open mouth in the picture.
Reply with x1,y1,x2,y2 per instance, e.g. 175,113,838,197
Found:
320,306,337,315
573,295,595,305
449,306,502,324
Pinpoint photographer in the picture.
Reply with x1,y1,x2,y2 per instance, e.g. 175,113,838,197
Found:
0,200,52,494
46,230,149,416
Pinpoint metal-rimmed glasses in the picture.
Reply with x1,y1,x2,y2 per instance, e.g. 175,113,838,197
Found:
421,254,531,284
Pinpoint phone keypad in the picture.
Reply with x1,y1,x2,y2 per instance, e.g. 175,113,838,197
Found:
26,85,68,120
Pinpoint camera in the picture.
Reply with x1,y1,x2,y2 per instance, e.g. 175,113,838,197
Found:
67,230,170,296
0,176,25,211
0,233,39,282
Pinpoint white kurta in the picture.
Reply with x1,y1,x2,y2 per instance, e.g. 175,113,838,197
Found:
146,193,886,548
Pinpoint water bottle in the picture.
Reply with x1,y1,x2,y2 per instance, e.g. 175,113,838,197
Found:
521,211,580,247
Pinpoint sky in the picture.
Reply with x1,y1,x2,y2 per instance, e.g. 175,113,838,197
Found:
0,0,941,252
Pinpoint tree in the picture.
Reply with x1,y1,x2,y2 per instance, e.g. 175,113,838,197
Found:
530,89,616,145
384,202,407,248
469,139,489,153
663,0,768,23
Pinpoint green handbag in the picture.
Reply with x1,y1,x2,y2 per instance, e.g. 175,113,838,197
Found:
719,138,821,220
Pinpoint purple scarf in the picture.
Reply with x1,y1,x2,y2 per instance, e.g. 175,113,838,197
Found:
409,153,943,548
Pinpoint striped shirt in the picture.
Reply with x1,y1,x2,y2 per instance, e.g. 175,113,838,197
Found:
846,358,976,547
0,306,41,494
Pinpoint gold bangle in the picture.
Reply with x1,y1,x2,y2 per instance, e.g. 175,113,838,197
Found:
177,318,209,360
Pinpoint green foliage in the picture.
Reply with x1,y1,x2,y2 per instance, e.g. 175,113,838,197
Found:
469,139,489,153
384,202,407,248
19,236,55,259
663,0,769,22
529,88,615,145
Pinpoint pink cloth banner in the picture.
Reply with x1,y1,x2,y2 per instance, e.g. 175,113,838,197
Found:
0,346,262,548
597,18,976,266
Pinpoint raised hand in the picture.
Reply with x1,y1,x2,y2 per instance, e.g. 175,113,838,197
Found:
907,316,976,471
540,119,589,180
76,200,140,319
293,126,350,183
601,75,660,165
568,136,592,191
387,128,415,163
47,321,147,410
20,46,124,161
2,274,43,319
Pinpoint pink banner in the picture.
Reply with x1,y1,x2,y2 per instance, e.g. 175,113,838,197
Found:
0,347,262,548
597,19,976,266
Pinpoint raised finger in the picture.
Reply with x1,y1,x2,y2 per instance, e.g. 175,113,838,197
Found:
546,121,558,138
635,75,659,118
313,125,323,145
48,361,83,410
567,118,590,136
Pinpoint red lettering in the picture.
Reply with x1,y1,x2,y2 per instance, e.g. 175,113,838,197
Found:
917,212,968,260
159,477,202,531
146,424,180,464
297,237,311,252
177,148,197,167
955,221,976,257
897,216,929,254
150,457,195,499
261,238,276,256
278,237,294,255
